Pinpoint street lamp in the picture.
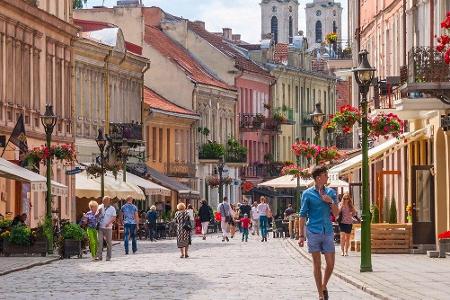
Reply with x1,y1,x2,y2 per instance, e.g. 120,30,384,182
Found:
310,102,325,145
40,104,57,254
96,129,107,199
120,139,129,182
217,157,225,203
295,137,301,213
352,50,376,273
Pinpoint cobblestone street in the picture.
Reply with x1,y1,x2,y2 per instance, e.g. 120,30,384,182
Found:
0,235,372,300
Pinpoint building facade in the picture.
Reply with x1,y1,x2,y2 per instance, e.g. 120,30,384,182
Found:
260,0,299,44
0,0,77,226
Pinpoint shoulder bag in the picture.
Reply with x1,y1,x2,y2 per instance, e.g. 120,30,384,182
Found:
182,212,192,231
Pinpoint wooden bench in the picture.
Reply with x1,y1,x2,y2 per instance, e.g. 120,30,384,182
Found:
350,223,412,254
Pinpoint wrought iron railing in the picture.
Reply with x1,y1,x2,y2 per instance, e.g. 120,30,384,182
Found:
166,161,196,178
239,113,281,133
301,112,313,126
108,122,143,141
240,162,284,179
405,47,450,83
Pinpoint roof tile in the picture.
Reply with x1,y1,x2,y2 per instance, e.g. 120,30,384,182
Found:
144,86,198,117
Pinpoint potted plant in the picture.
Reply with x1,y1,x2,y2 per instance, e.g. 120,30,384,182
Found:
317,146,344,164
252,113,265,128
241,181,254,193
224,137,247,166
263,153,273,163
371,204,380,223
437,230,450,258
406,204,413,223
325,32,337,44
206,176,220,189
281,164,312,179
61,223,86,259
328,105,361,133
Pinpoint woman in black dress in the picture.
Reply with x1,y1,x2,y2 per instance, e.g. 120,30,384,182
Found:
175,202,191,258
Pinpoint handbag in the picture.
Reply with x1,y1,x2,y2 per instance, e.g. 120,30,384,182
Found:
225,215,233,224
336,211,343,224
352,215,361,224
182,213,192,231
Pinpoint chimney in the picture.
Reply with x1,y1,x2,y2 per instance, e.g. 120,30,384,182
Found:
232,34,241,42
193,20,205,30
116,0,141,7
222,28,232,40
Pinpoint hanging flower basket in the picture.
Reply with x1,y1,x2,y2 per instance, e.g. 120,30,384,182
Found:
291,140,320,160
23,144,77,166
223,176,233,185
323,117,336,133
369,113,404,139
241,181,254,193
317,146,344,163
281,164,312,180
325,32,337,44
329,105,361,133
206,176,220,189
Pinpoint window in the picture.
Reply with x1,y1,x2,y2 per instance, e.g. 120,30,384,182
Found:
272,6,277,12
295,86,299,113
152,127,157,161
159,128,163,163
282,83,285,106
315,21,322,43
289,16,293,44
316,10,321,16
333,21,337,34
271,16,278,44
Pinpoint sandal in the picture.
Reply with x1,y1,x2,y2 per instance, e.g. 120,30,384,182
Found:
180,255,184,258
323,289,329,300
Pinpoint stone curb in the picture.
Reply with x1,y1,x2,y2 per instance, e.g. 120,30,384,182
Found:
0,256,60,277
285,239,392,300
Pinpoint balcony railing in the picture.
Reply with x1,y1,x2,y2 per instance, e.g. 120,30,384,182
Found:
301,112,313,126
404,47,450,84
273,107,295,125
239,113,281,133
108,122,143,142
240,162,284,179
165,161,196,178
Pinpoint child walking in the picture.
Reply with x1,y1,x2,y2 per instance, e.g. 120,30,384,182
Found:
240,213,250,242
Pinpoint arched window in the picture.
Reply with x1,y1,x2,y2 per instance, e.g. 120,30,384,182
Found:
333,21,337,34
271,16,278,44
289,16,293,44
315,20,322,43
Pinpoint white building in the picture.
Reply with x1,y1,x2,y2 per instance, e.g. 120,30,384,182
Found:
260,0,299,44
305,0,343,50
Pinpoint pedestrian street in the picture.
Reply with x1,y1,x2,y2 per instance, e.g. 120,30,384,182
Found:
0,236,373,300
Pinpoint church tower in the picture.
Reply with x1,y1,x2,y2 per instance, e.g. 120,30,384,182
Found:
305,0,343,50
260,0,299,44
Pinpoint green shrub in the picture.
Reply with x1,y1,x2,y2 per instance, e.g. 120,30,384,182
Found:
62,223,86,241
370,204,379,223
383,197,390,222
0,219,12,229
225,137,247,163
8,225,31,246
199,141,225,159
389,197,397,224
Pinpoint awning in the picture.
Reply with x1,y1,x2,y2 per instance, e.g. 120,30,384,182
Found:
328,127,428,178
0,157,67,194
258,175,312,189
75,171,145,200
247,187,294,198
146,167,198,196
118,171,171,196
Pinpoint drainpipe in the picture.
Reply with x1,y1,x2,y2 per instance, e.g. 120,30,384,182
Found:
430,0,434,47
403,0,407,65
141,62,151,126
104,50,112,134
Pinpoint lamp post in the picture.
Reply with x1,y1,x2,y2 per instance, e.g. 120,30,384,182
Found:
40,104,57,254
217,157,225,203
120,139,129,182
96,129,107,199
295,137,301,212
352,50,376,272
310,102,325,145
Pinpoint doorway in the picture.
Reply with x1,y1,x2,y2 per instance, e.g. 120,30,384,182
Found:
412,165,435,245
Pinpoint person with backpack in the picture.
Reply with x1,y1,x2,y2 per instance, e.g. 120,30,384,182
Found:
217,197,232,242
120,196,139,255
198,200,212,240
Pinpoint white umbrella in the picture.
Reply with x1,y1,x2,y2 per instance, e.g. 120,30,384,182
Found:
258,175,312,189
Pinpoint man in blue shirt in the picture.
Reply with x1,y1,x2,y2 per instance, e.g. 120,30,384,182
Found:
298,165,338,300
120,196,139,254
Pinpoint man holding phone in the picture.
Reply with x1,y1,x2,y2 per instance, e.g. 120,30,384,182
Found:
298,165,338,300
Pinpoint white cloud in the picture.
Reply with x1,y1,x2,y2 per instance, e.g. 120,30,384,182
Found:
85,0,348,44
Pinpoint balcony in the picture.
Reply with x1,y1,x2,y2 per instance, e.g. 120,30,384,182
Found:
273,107,295,125
301,112,313,126
239,113,281,134
108,122,143,145
166,161,196,178
240,162,284,179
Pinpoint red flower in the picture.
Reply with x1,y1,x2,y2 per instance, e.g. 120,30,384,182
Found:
442,16,450,29
445,48,450,64
438,230,450,239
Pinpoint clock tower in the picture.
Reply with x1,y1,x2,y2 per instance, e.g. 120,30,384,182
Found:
260,0,299,44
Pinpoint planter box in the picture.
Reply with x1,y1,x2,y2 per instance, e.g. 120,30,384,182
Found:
3,240,47,257
63,239,82,259
439,239,450,258
198,159,220,164
225,162,248,168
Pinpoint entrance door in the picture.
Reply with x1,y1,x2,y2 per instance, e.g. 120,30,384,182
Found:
412,165,435,245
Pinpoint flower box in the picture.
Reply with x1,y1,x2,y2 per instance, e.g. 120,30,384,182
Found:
3,239,47,257
198,159,220,164
225,162,248,168
63,239,82,259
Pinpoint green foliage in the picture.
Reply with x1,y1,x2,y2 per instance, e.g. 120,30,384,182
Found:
264,153,273,162
370,204,379,223
383,197,390,222
42,216,53,244
389,197,397,224
62,223,86,241
0,219,12,229
73,0,87,9
225,137,247,163
197,127,210,136
199,141,225,159
7,225,31,246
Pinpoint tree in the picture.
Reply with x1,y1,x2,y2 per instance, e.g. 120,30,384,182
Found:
389,197,397,224
73,0,87,9
370,204,379,224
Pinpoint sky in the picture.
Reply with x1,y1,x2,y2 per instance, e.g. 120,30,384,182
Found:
84,0,348,44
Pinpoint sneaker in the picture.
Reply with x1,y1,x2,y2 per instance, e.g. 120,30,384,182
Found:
225,237,229,242
106,258,111,261
203,236,206,240
125,252,129,255
245,239,248,242
222,238,225,242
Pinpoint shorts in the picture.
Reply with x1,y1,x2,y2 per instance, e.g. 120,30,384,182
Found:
306,228,335,254
339,223,353,234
